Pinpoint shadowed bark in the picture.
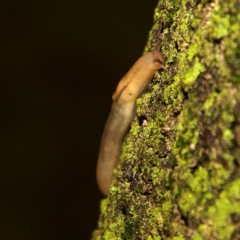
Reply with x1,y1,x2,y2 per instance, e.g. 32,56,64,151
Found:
92,0,240,239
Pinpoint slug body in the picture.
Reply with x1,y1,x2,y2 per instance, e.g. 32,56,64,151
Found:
97,42,164,195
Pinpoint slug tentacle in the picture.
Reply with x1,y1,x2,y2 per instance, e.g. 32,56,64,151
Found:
152,41,165,70
97,42,164,195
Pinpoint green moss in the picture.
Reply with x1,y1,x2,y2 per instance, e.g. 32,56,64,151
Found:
129,120,141,138
172,236,185,240
102,211,125,240
189,167,210,193
163,77,183,111
192,233,204,240
209,162,231,188
173,108,199,166
221,111,235,125
161,196,172,218
199,179,240,239
147,236,161,240
202,92,218,117
187,38,201,61
222,129,234,141
182,57,205,85
123,221,139,240
210,6,231,39
100,198,108,214
178,188,197,215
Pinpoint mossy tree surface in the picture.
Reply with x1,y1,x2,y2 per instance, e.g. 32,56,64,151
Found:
92,0,240,239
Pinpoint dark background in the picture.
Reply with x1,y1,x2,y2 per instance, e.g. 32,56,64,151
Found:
0,1,158,239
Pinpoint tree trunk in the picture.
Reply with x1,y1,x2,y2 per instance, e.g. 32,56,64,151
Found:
92,0,240,239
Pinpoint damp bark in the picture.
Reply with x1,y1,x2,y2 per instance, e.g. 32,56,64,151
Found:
92,0,240,239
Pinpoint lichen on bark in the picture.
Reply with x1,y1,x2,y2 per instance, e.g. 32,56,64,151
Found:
92,0,240,239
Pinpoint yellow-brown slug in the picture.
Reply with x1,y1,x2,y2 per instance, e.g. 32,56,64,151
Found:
97,42,164,195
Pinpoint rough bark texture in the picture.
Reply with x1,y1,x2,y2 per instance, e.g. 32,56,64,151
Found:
92,0,240,239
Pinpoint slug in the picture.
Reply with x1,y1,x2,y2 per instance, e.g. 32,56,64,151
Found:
97,41,164,195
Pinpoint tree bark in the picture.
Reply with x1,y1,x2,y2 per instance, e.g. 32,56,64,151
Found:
92,0,240,239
